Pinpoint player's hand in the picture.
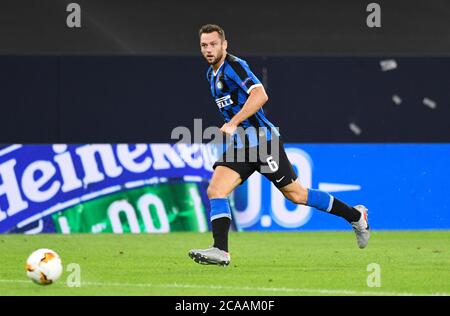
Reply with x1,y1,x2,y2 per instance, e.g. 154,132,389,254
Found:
220,122,237,135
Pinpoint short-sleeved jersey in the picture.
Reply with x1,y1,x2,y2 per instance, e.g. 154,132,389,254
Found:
206,54,280,148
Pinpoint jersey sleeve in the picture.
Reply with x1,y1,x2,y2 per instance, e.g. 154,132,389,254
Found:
226,59,263,94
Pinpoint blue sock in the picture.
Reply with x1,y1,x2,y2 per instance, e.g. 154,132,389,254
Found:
209,198,232,221
306,189,334,212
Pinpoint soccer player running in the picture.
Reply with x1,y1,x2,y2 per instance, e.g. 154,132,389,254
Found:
189,24,369,266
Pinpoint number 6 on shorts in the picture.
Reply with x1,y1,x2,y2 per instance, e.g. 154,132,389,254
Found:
266,156,279,172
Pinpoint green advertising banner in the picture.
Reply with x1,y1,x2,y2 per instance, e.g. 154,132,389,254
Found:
52,182,208,234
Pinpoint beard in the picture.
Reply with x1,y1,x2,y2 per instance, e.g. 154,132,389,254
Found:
206,51,224,66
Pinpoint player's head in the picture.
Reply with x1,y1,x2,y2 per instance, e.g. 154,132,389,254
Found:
199,24,228,66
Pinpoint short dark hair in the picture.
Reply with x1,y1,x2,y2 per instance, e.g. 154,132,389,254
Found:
199,24,226,41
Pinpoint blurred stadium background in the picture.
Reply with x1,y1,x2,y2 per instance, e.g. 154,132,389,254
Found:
0,0,449,296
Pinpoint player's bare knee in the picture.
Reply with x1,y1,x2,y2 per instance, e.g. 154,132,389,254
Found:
207,184,227,199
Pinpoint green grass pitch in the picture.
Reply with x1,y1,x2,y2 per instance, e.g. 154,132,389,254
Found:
1,231,449,296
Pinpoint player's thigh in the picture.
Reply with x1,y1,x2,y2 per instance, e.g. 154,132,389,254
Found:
207,166,243,198
279,180,308,205
259,139,297,189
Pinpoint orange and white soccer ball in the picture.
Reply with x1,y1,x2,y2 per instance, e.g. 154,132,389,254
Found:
26,249,63,285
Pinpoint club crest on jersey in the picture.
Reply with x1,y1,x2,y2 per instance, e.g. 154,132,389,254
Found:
215,95,233,108
216,81,223,90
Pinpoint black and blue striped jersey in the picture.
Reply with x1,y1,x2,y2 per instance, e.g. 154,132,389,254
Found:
206,54,279,148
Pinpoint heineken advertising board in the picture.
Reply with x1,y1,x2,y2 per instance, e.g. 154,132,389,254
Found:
0,144,216,234
2,144,448,233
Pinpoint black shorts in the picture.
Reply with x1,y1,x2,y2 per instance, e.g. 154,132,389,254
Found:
212,138,298,188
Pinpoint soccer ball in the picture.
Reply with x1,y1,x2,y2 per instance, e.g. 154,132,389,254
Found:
26,248,63,285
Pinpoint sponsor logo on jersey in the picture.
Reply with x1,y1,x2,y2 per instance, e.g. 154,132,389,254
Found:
215,95,233,108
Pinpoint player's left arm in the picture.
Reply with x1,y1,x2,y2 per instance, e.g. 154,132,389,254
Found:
221,86,268,135
221,61,269,135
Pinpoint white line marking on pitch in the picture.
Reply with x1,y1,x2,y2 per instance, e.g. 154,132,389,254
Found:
0,279,448,296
